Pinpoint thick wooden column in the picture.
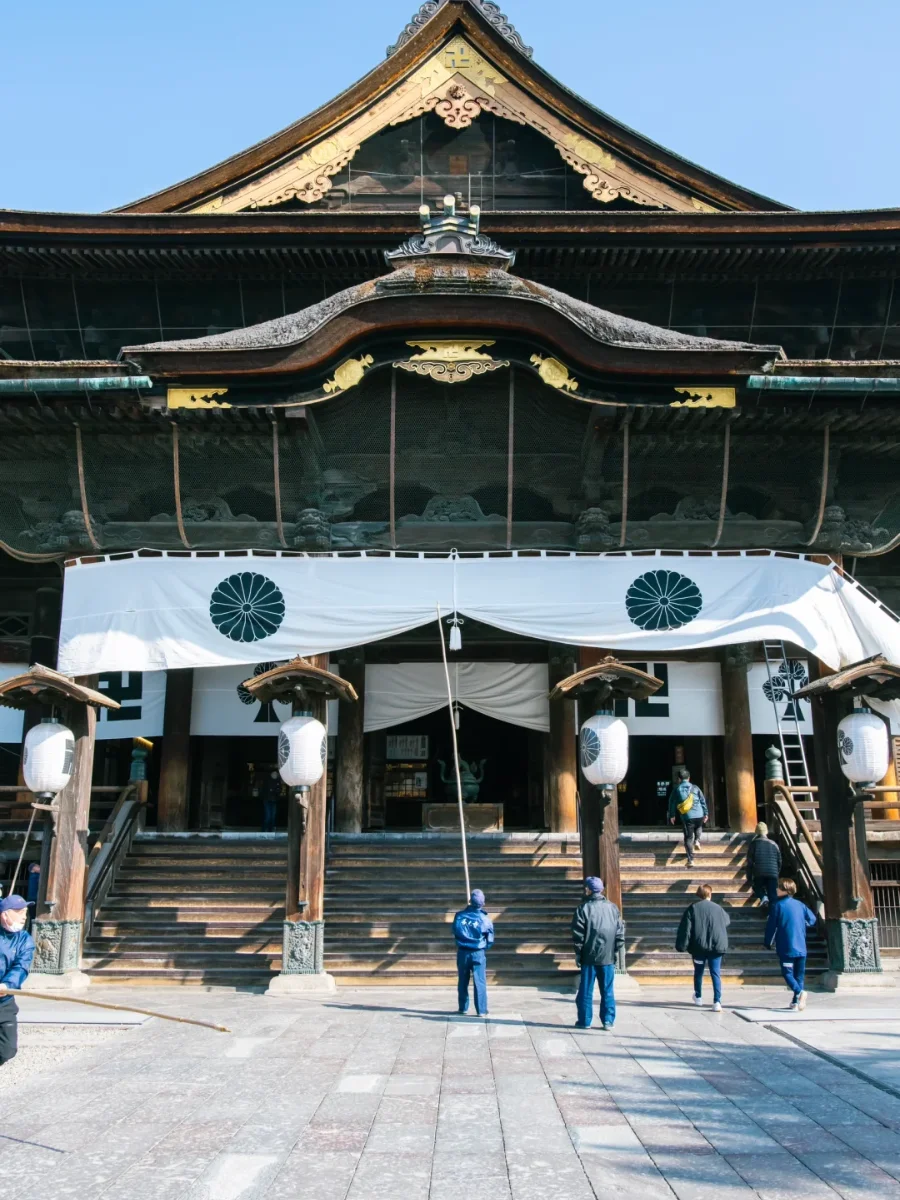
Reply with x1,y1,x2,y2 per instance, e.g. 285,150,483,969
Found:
879,726,899,822
720,645,758,832
157,668,193,831
808,660,881,984
335,652,365,833
31,691,97,988
548,645,578,832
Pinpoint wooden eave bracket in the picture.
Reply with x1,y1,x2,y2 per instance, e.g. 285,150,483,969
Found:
241,657,358,705
549,655,663,705
0,664,122,712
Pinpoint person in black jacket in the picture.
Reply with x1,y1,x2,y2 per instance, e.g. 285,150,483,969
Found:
571,876,625,1031
746,823,782,905
676,884,730,1011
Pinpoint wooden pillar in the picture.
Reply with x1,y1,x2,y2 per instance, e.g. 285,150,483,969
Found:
31,688,97,986
157,668,193,831
304,682,328,925
334,652,365,833
720,645,758,832
808,659,881,982
548,645,578,833
878,726,899,822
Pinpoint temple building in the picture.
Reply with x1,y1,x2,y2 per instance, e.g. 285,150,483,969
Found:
1,0,899,991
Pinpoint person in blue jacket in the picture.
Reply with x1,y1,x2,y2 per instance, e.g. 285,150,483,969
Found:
453,889,494,1017
0,895,35,1065
764,877,817,1011
667,767,708,867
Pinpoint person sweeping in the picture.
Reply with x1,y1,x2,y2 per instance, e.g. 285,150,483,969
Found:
0,895,35,1066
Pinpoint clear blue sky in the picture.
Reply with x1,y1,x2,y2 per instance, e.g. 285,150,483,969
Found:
2,0,898,214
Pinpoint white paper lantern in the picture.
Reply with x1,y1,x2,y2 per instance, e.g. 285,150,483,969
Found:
837,710,890,785
23,718,75,797
580,713,629,787
278,714,327,791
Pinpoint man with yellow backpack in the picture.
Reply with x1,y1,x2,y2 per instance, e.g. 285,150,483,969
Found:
667,767,708,867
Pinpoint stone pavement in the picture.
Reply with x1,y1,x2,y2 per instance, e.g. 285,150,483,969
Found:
4,984,900,1198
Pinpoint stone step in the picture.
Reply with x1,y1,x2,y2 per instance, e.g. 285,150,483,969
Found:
85,938,283,953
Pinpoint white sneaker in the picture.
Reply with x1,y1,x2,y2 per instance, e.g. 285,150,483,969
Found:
712,1001,722,1013
692,994,703,1006
797,991,807,1011
788,998,799,1011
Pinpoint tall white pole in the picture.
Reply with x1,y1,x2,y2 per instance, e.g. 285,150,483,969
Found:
436,604,471,900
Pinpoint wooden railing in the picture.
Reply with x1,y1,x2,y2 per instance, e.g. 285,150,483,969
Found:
84,781,148,938
766,779,824,915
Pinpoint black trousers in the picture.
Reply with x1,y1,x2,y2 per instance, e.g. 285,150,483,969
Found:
0,1000,19,1065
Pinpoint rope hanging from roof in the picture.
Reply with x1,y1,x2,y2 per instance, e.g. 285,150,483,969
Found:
171,423,191,550
271,418,288,549
710,418,733,550
804,424,831,548
389,369,397,551
506,368,515,551
74,424,101,552
618,416,631,549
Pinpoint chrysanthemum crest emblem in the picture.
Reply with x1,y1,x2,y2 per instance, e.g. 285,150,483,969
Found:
625,570,702,632
210,572,285,643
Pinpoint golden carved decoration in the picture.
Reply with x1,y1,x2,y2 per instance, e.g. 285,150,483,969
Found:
167,387,230,410
189,37,719,214
530,354,579,392
407,339,495,361
323,354,374,394
395,359,509,383
671,387,736,409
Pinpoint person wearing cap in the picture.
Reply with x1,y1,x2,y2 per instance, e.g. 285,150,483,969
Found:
571,877,625,1031
746,822,782,906
452,889,494,1016
0,895,35,1065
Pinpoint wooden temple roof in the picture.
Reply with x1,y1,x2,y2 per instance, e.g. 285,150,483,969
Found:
113,0,784,217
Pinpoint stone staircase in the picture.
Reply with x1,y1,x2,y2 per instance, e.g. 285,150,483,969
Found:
83,835,286,985
323,831,824,986
81,829,826,986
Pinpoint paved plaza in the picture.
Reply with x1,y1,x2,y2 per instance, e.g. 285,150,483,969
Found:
4,984,900,1199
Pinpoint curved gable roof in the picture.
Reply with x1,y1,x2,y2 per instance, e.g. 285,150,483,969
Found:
118,1,787,216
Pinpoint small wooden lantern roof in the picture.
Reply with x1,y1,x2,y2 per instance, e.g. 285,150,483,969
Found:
241,657,358,705
794,654,900,703
0,664,121,712
549,656,663,705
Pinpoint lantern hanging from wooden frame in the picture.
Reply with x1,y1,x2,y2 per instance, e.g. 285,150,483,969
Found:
278,712,327,793
837,708,890,786
23,717,76,799
580,711,629,787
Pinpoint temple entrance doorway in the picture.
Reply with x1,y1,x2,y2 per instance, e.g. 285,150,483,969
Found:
365,707,541,831
616,735,724,828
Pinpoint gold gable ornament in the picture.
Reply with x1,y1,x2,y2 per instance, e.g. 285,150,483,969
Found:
671,387,736,409
530,354,578,392
167,387,230,410
395,339,508,384
323,355,375,395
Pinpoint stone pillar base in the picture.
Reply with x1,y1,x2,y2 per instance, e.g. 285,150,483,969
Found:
820,969,893,992
22,970,91,992
266,971,336,996
31,918,84,976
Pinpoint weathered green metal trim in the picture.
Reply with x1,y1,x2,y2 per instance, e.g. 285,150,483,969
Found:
0,376,152,394
747,375,900,393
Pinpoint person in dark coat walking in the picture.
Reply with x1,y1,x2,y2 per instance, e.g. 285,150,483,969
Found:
676,884,730,1011
746,823,781,905
571,876,625,1031
667,768,708,866
0,895,35,1066
260,771,282,833
453,889,494,1016
765,877,817,1010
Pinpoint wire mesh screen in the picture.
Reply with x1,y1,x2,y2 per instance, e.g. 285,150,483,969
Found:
0,391,898,558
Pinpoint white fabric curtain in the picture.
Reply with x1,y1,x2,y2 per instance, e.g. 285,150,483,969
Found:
57,552,900,724
365,663,550,732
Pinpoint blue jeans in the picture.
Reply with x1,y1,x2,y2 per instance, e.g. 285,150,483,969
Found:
262,800,277,832
693,955,723,1003
457,949,488,1014
576,964,616,1028
780,955,806,997
753,876,779,904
